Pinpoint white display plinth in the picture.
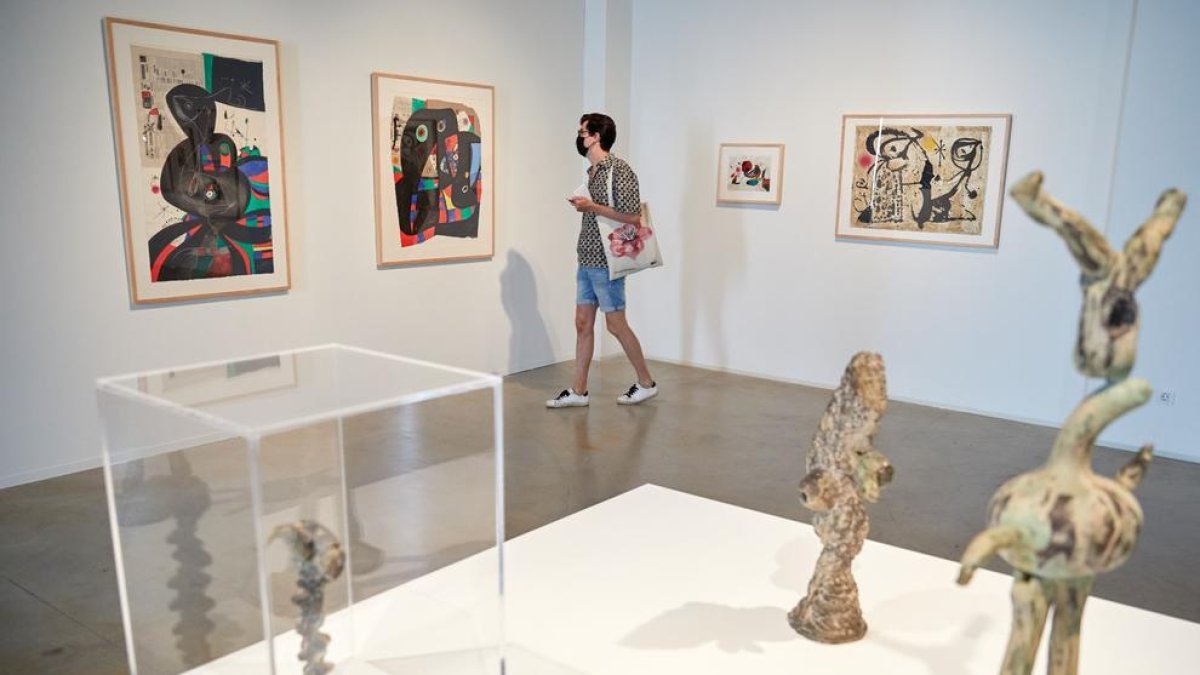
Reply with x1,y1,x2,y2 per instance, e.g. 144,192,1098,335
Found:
196,484,1200,674
497,484,1200,673
97,345,504,675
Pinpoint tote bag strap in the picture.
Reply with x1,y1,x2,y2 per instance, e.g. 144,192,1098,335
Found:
607,163,616,212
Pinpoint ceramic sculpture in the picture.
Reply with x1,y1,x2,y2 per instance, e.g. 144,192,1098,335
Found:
958,172,1185,675
789,351,894,643
1010,172,1185,381
271,520,347,675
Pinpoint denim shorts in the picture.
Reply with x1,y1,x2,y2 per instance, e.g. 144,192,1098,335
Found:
576,266,626,312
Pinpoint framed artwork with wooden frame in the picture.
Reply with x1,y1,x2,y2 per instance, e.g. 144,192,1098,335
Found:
104,18,291,304
717,143,785,206
835,113,1012,248
372,72,495,267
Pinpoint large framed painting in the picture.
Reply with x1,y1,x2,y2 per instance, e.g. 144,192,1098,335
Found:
104,18,290,303
835,114,1011,248
717,143,785,206
372,73,495,266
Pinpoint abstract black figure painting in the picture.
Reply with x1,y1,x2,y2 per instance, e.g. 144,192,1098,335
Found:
835,114,1010,249
372,73,494,266
105,18,290,303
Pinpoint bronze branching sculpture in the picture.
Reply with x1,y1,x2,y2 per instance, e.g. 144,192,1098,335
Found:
789,351,894,643
958,172,1185,675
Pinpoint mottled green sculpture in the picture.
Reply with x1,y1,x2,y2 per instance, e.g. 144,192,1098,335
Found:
789,351,893,643
958,172,1185,675
272,520,346,675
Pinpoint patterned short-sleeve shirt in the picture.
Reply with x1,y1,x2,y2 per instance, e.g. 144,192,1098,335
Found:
578,154,641,268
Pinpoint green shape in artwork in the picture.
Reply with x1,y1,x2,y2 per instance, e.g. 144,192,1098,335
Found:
203,53,214,90
234,240,257,273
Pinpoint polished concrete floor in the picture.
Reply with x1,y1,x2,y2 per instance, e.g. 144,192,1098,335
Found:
2,359,1198,673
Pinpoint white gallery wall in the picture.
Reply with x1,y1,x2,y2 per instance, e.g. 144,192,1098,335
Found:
624,0,1199,460
2,0,1196,489
0,0,585,487
1099,0,1200,458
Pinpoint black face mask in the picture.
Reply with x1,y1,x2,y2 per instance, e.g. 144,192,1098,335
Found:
576,136,590,157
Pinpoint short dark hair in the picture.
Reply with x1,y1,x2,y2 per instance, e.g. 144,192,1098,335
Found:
580,113,617,151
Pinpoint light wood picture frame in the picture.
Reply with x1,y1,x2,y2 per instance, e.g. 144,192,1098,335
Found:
717,143,785,206
835,113,1011,248
104,18,291,304
372,72,495,267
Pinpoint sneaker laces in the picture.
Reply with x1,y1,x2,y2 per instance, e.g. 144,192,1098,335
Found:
624,384,640,398
555,389,572,400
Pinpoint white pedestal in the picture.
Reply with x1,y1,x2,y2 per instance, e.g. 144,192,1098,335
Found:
191,484,1200,674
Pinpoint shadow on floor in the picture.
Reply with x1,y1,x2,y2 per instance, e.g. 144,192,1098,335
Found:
2,358,1197,674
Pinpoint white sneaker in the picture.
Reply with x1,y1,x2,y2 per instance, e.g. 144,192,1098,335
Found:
617,382,658,405
546,388,589,408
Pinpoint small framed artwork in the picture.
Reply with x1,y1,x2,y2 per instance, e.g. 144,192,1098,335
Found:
835,113,1012,248
372,72,495,266
104,18,291,304
717,143,785,206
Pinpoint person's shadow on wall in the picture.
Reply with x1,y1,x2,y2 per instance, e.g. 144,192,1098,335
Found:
680,122,747,368
501,250,555,373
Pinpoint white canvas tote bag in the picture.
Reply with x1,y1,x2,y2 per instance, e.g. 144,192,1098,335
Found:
594,167,664,281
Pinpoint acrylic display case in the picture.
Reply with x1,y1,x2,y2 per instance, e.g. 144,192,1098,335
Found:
97,345,504,675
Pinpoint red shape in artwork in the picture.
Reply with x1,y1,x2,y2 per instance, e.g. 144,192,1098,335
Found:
228,239,250,274
209,250,232,276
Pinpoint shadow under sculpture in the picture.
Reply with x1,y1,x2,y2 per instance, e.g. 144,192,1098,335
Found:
957,172,1186,675
271,520,347,675
788,351,894,643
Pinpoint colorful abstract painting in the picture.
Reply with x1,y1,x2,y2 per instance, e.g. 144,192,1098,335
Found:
106,18,289,303
373,73,494,266
835,114,1010,248
717,143,785,205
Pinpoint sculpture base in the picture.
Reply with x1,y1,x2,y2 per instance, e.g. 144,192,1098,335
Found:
788,597,867,644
